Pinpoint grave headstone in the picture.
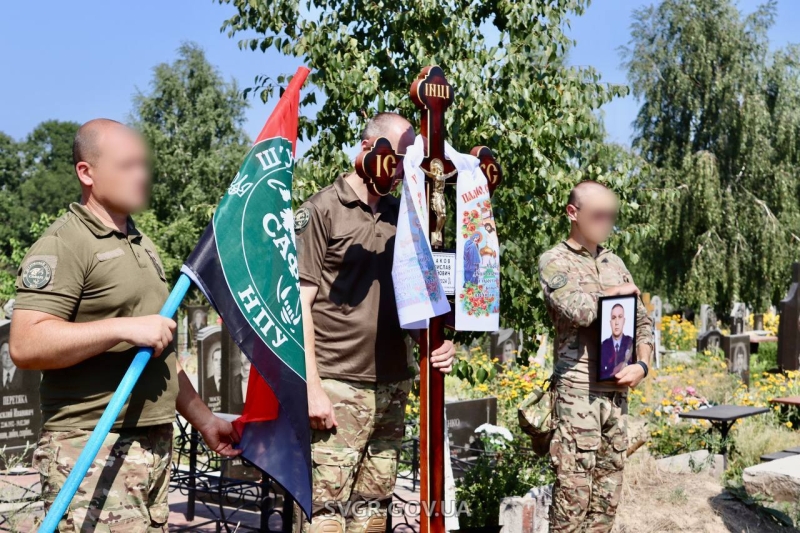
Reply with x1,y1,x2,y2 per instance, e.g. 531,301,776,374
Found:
700,304,718,335
697,329,723,354
187,304,210,346
722,333,751,386
731,302,748,334
651,296,663,368
444,397,497,477
650,296,663,323
753,313,764,332
196,325,224,413
0,320,41,467
490,329,522,364
778,263,800,372
223,322,247,415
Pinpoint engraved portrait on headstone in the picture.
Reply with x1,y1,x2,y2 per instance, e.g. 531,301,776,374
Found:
490,328,522,364
731,303,748,335
723,333,750,386
224,323,247,415
196,325,223,413
700,304,718,334
697,329,723,353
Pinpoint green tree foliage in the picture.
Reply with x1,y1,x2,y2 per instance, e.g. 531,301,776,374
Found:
625,0,800,313
0,121,81,258
0,212,61,306
132,42,250,283
218,0,644,342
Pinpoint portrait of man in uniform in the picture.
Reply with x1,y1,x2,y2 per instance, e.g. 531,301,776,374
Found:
599,296,637,381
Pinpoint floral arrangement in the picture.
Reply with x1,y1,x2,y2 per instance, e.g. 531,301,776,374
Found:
460,281,495,317
460,209,481,238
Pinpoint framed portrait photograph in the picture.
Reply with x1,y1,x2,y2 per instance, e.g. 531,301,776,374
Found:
597,295,638,381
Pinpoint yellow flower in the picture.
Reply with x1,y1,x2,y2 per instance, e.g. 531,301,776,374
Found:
655,410,662,417
787,421,793,429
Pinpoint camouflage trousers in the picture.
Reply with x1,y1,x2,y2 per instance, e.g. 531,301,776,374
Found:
549,383,627,533
33,424,174,533
304,378,413,533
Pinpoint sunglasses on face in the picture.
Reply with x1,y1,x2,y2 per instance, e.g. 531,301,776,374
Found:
573,206,618,223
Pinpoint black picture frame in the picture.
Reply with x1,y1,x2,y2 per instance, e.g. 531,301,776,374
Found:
597,294,638,381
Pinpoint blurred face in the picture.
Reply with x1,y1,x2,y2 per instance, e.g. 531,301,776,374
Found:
567,186,619,245
610,306,625,338
77,126,151,214
1,343,11,370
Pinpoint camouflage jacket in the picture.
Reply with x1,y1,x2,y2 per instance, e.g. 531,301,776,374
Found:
539,241,654,392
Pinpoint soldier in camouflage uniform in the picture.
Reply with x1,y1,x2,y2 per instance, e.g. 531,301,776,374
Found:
539,181,653,533
10,119,240,531
295,113,456,533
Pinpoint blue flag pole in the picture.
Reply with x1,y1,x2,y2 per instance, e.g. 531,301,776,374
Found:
38,273,193,533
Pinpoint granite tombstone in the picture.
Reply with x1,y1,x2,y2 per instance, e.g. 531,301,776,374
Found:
444,397,498,478
697,329,724,353
0,320,42,467
778,263,800,372
196,325,224,413
700,304,718,335
223,322,248,415
731,303,748,335
722,333,751,386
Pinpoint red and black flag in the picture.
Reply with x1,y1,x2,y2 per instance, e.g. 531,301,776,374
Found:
181,66,312,517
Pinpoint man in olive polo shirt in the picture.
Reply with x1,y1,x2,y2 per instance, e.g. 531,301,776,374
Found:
9,119,240,531
296,112,457,533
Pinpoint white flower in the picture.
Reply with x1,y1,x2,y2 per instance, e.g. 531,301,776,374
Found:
475,423,513,442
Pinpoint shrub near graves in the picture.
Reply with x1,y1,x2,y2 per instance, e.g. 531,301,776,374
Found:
451,348,546,431
659,315,698,351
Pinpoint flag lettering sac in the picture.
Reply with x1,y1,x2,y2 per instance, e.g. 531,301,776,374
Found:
213,136,305,376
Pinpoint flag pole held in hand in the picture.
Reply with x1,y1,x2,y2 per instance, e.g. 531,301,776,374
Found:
39,274,192,533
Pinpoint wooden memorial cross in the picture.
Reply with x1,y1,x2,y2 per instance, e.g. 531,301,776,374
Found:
357,65,502,533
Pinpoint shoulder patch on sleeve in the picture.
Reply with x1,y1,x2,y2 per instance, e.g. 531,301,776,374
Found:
547,273,568,290
294,207,311,234
22,255,57,290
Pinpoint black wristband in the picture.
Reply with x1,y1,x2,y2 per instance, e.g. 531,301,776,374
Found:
636,361,649,378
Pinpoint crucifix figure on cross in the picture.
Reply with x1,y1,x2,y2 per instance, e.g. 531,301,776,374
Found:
356,64,502,533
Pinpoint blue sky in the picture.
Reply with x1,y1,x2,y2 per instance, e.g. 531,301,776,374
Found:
0,1,797,149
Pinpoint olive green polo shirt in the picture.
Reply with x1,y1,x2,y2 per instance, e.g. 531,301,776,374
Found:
295,174,411,383
14,203,178,431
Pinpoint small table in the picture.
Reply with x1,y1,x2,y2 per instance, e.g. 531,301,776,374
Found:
770,396,800,408
679,405,770,465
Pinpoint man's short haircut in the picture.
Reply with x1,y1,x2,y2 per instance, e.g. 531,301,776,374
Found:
567,180,609,208
360,112,408,142
72,118,124,166
611,303,625,314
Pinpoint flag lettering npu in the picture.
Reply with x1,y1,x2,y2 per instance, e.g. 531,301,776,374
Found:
181,66,312,517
